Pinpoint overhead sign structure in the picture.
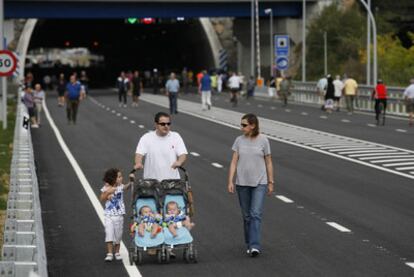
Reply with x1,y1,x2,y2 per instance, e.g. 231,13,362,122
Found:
0,50,17,77
274,35,290,71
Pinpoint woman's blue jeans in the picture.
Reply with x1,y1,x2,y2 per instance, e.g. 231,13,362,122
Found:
236,184,267,251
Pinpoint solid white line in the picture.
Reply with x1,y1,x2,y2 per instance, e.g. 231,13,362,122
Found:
43,102,142,276
406,262,414,269
211,162,223,168
396,129,407,133
275,195,294,203
359,155,412,160
326,222,351,233
190,152,200,157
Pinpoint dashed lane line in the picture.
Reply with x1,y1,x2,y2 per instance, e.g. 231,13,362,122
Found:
396,129,407,133
43,101,142,277
326,222,352,233
190,152,200,157
211,162,223,168
367,124,377,127
341,119,351,123
138,125,145,129
130,120,135,124
123,116,128,120
275,195,294,203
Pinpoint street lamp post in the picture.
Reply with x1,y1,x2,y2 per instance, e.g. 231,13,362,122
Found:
366,0,371,85
359,0,377,85
324,31,327,76
265,8,273,78
251,0,255,77
255,0,261,80
302,0,306,82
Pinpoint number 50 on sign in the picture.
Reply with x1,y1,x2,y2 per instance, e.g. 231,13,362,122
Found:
0,50,17,77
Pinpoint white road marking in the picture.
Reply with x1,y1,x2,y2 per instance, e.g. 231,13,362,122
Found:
326,222,351,233
301,112,308,116
106,107,110,111
341,119,350,123
43,102,142,277
359,154,412,160
396,166,414,171
275,195,294,203
367,123,377,127
339,149,396,155
396,129,407,133
211,162,223,168
111,110,116,113
383,162,414,167
138,125,144,129
123,116,128,120
285,109,291,112
328,147,380,152
371,158,414,164
355,153,409,159
190,152,200,157
257,104,263,108
320,115,328,119
406,262,414,269
130,120,135,124
116,113,121,116
410,172,414,175
270,106,276,110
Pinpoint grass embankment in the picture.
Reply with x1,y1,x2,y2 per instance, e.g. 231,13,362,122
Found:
0,99,17,248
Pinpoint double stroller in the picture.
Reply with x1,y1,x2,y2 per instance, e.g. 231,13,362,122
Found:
128,167,198,264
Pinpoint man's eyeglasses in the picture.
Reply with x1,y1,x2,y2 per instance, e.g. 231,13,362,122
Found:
158,122,171,126
240,123,248,128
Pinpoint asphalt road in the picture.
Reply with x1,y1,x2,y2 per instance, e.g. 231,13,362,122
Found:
31,89,414,277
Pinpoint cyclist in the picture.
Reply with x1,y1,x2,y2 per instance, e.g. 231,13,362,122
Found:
372,79,387,125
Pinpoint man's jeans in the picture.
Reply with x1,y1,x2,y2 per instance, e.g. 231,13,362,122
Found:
169,93,178,114
236,184,267,251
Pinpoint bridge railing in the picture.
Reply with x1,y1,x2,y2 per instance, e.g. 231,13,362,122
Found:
254,81,407,116
0,97,48,277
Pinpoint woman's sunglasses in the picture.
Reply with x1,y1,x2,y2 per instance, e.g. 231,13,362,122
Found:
158,122,171,126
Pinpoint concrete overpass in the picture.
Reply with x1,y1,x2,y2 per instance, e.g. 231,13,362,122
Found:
3,0,329,82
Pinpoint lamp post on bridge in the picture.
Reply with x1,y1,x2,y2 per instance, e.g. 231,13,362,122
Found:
302,0,306,82
359,0,377,85
264,8,273,78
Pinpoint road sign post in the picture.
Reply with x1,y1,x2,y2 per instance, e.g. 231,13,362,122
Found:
274,35,290,73
0,50,17,129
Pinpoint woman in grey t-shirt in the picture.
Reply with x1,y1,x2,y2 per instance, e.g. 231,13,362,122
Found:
227,113,274,257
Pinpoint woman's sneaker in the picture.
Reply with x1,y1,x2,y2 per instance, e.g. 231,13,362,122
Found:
104,253,113,262
114,253,122,261
250,248,260,257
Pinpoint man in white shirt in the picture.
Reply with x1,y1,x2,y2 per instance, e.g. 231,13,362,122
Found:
403,78,414,126
228,72,241,107
133,112,188,181
333,75,344,111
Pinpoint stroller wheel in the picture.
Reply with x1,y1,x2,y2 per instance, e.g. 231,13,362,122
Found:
183,248,190,263
136,250,143,265
157,249,163,264
190,247,198,263
128,249,134,266
165,249,171,264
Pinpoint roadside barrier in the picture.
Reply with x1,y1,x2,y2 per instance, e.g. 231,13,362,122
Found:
0,99,47,277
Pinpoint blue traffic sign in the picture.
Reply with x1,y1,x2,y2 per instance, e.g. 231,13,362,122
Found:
276,56,289,71
274,35,289,57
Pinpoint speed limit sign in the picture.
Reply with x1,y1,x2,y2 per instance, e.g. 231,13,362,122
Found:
0,50,17,77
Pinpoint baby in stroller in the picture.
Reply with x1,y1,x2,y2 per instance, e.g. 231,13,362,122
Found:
164,201,195,237
137,205,162,238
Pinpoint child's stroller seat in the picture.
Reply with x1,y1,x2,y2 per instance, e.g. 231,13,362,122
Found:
134,198,164,248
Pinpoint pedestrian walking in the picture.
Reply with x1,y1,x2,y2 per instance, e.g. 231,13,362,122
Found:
324,75,335,113
211,72,218,94
246,76,255,99
116,71,129,107
333,75,344,111
100,168,132,262
343,76,358,114
199,70,212,111
317,76,328,110
403,78,414,127
65,74,85,125
279,76,292,107
228,72,241,107
227,113,274,257
132,112,188,181
22,86,39,128
165,73,180,114
56,73,66,107
267,77,276,98
33,83,45,125
131,70,143,107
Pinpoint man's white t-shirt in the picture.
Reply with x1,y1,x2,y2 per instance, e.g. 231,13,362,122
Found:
136,131,188,181
403,84,414,99
333,79,344,97
228,76,241,89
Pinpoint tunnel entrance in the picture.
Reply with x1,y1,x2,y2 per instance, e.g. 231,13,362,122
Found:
27,19,214,87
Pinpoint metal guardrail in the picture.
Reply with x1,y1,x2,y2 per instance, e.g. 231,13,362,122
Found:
254,81,407,116
0,98,47,277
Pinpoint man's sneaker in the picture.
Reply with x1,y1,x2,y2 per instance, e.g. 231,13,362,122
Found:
250,248,260,257
114,253,122,261
104,253,113,262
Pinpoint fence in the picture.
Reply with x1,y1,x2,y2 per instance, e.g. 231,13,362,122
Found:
255,81,407,116
0,97,47,277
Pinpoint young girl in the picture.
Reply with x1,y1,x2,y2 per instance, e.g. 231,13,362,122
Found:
100,168,131,262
